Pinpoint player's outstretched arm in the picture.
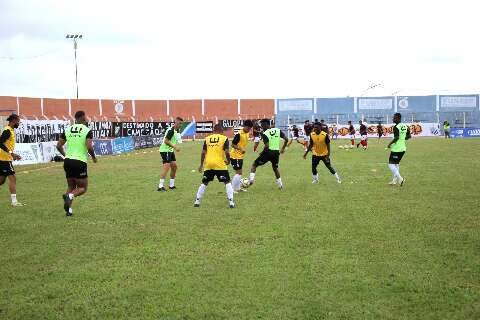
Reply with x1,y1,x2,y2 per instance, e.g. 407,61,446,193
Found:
406,127,412,140
280,131,288,154
303,134,313,159
56,133,66,157
223,139,231,165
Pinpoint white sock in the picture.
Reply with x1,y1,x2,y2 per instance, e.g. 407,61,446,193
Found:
11,194,17,203
334,172,340,181
388,164,402,180
196,184,207,200
312,174,318,181
226,183,234,201
159,179,165,188
276,178,283,188
249,172,255,183
68,193,74,200
395,164,402,180
233,174,241,191
169,179,175,188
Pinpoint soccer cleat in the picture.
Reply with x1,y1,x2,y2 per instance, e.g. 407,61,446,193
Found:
62,194,71,213
337,179,342,184
169,186,177,190
312,179,319,184
66,208,73,217
228,200,236,208
194,199,201,207
399,177,405,187
388,180,397,185
157,187,167,192
240,188,248,192
11,202,25,207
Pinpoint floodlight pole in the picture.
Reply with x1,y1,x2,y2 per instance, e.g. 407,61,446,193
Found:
66,34,82,99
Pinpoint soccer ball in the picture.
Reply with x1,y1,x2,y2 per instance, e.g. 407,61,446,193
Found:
241,178,250,188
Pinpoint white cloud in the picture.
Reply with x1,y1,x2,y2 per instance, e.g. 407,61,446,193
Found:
0,0,479,99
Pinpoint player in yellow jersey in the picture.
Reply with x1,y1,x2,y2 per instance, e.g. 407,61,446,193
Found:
230,120,253,192
195,124,235,208
303,122,341,184
0,114,24,206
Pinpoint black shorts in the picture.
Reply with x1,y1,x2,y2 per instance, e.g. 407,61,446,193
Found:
202,170,231,184
312,155,331,167
0,161,15,176
389,152,405,164
253,150,280,169
160,152,176,164
64,158,88,179
231,159,243,171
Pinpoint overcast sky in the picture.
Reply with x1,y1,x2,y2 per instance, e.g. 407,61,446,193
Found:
0,0,479,100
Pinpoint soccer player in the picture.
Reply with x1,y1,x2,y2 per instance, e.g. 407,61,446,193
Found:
357,120,368,150
158,117,183,191
348,121,356,148
0,114,24,207
194,124,235,208
303,120,313,150
387,113,411,186
252,122,263,152
377,123,384,142
231,119,253,192
57,111,97,216
287,125,303,147
304,122,341,184
443,121,450,139
249,119,288,189
332,124,339,140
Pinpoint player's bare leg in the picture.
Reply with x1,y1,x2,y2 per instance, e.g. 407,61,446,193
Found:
273,167,283,189
169,161,177,189
158,163,171,191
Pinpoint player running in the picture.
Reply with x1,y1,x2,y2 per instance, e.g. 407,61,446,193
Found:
357,120,368,150
158,117,183,191
348,121,356,148
194,124,235,208
377,123,384,142
387,113,411,186
249,119,288,189
231,120,253,192
287,125,303,147
320,119,329,133
304,122,341,184
57,111,97,216
0,114,24,207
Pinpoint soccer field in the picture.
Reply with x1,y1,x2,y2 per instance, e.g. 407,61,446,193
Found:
1,137,479,319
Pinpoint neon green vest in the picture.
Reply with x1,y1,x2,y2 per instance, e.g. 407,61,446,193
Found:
444,124,450,131
265,128,281,151
159,127,178,152
65,124,90,163
391,123,408,152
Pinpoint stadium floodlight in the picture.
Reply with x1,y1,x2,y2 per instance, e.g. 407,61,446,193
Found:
65,34,83,99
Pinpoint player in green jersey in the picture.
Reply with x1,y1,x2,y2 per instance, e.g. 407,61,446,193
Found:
158,117,183,191
57,111,97,216
387,113,411,186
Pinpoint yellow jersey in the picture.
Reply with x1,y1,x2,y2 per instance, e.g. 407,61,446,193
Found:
310,131,329,157
230,129,249,160
204,133,229,170
0,126,15,161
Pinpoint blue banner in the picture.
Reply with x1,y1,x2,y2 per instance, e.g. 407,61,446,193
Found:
450,127,480,138
112,137,135,154
93,139,113,156
397,96,436,112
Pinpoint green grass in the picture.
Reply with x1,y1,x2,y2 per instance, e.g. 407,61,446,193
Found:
1,138,479,319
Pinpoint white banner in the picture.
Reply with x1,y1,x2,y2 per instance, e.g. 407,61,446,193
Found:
15,119,70,143
13,143,43,165
358,98,393,110
277,99,313,112
440,96,477,109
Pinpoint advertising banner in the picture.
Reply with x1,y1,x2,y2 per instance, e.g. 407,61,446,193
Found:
89,122,115,139
358,98,394,111
288,122,440,139
93,139,113,156
15,120,70,143
449,127,480,138
439,95,479,111
119,122,168,136
195,121,213,133
13,143,43,165
112,137,135,154
40,141,62,162
277,99,314,113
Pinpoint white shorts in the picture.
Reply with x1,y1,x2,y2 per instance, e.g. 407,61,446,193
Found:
291,136,298,140
361,135,368,141
349,134,355,140
254,136,261,143
304,136,310,142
